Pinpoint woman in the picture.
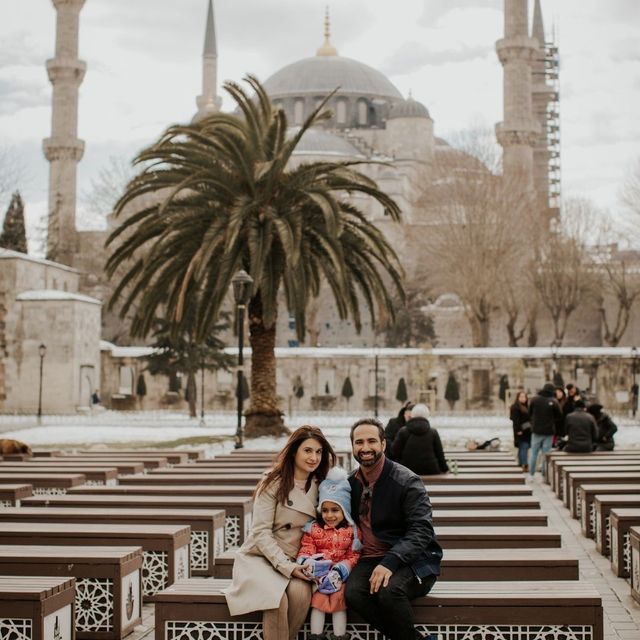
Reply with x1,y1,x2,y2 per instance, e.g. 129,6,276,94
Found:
510,390,531,471
224,426,336,640
384,401,413,461
392,403,448,475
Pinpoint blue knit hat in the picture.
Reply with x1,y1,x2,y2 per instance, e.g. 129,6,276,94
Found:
317,467,361,550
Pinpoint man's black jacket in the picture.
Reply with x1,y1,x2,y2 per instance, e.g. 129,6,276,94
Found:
349,456,443,579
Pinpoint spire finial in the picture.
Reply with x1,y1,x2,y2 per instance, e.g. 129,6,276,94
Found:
316,6,338,56
204,0,217,56
532,0,545,47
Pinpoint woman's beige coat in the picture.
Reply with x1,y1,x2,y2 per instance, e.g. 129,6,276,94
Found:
224,478,318,616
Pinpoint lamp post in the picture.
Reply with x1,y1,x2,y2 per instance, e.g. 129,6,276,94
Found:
632,346,638,418
37,343,46,424
199,353,206,427
551,342,558,378
373,345,379,418
232,270,254,449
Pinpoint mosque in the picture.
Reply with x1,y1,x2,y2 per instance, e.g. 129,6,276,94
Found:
3,0,633,415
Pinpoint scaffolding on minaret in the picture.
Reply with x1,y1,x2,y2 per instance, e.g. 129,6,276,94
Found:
544,33,561,214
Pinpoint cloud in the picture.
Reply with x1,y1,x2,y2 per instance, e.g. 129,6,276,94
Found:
612,38,640,62
419,0,501,27
0,78,49,115
381,42,492,76
0,32,48,67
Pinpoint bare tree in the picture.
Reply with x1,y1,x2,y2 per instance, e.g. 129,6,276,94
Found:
591,216,640,346
620,157,640,220
531,198,598,346
418,129,534,346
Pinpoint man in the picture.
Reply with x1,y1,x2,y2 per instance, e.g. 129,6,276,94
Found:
563,384,578,417
345,418,442,640
563,400,598,453
528,382,562,476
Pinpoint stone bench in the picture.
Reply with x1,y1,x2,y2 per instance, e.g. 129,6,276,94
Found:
557,463,640,500
74,449,203,462
610,508,640,579
545,450,640,484
630,526,640,605
424,484,533,497
0,544,142,639
0,505,224,577
134,473,263,486
154,578,603,640
0,473,86,494
432,509,548,527
421,473,526,484
99,479,257,496
0,576,76,640
0,521,190,600
61,455,170,470
2,459,146,475
431,495,540,509
31,492,254,549
0,483,32,506
592,495,640,555
433,526,561,548
0,465,119,485
563,471,640,516
577,483,640,526
213,548,579,581
551,457,640,494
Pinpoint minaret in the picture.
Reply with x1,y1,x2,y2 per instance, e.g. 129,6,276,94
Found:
194,0,222,121
530,0,557,216
43,0,86,266
495,0,539,190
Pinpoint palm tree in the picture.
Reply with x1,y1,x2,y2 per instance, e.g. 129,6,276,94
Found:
106,75,404,436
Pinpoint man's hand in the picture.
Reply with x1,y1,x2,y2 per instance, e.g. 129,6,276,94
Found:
369,564,392,593
291,565,312,581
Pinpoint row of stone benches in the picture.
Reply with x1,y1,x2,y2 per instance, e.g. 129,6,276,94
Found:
544,449,640,607
151,448,604,640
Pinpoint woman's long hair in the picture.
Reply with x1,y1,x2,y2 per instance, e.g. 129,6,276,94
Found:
256,425,336,504
510,390,529,413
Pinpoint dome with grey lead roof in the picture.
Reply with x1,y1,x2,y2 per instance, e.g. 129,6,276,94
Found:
388,97,431,120
288,126,366,159
263,55,403,101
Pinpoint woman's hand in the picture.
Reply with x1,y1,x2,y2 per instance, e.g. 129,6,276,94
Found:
291,565,312,581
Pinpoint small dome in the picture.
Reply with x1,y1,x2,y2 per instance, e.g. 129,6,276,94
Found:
388,97,431,120
288,126,365,159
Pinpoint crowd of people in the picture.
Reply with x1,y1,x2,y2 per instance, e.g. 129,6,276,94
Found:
510,382,618,475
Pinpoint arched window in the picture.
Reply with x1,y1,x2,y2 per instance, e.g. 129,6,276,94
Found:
357,100,368,125
294,99,304,125
336,100,347,124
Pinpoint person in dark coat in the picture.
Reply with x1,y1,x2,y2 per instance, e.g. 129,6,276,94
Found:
392,403,449,475
563,401,598,453
383,401,413,461
510,390,531,471
528,382,562,476
563,384,578,417
587,403,618,451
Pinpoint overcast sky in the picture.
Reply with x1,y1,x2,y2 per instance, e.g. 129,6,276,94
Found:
1,0,639,249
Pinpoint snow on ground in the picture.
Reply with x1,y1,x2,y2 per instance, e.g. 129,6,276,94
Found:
0,410,638,456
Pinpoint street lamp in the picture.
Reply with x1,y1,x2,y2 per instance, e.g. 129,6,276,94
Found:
632,346,638,418
550,342,558,378
37,343,46,424
373,345,380,418
231,269,253,448
199,353,206,427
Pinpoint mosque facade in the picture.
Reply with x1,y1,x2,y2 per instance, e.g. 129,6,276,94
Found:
1,0,638,414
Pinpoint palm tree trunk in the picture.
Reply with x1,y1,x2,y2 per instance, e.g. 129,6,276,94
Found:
245,292,286,437
186,371,197,418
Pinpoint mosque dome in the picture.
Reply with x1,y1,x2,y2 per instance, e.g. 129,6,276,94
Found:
264,55,402,101
288,126,365,159
388,97,431,120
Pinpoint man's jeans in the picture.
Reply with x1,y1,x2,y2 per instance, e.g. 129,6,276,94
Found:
345,557,437,640
529,433,553,476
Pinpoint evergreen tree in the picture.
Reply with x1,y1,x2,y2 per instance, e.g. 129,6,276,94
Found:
395,377,408,403
0,191,27,253
341,376,354,409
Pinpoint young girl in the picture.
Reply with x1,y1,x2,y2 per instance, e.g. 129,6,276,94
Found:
297,467,361,640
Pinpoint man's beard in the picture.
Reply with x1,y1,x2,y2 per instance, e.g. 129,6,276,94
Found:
355,450,384,467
